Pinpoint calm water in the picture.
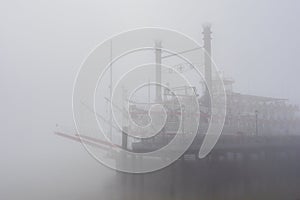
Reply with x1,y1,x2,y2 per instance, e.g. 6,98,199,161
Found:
102,157,300,200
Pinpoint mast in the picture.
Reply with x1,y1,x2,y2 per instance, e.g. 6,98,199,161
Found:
109,39,113,141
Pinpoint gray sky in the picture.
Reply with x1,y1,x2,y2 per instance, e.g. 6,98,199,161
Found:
1,0,300,199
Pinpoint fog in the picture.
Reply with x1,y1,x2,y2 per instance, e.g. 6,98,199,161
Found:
1,0,300,199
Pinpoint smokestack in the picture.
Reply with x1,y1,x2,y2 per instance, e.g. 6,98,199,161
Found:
203,24,212,112
203,24,212,94
155,41,162,103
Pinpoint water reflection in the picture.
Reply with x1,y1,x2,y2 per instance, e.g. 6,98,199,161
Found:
102,157,300,200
